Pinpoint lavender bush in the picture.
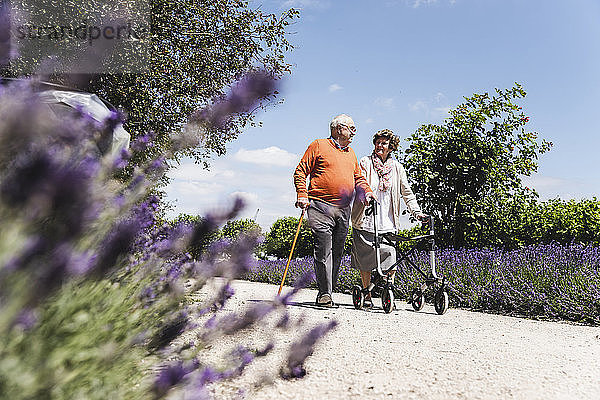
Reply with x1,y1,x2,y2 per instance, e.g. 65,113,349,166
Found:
248,244,600,325
0,77,335,399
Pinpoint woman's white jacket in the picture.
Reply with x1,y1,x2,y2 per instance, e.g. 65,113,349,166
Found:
351,155,421,231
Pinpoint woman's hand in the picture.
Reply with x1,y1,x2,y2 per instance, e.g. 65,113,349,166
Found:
416,212,429,222
363,191,377,205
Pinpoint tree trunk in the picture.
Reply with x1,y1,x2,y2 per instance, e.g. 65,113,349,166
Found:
453,199,465,249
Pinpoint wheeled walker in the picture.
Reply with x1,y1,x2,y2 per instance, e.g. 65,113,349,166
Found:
351,200,449,314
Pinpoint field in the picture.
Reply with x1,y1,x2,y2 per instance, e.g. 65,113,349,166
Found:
246,243,600,325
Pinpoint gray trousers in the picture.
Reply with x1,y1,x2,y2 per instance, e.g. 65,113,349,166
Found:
307,199,351,297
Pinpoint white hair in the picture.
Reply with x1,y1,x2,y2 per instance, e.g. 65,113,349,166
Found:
329,114,354,134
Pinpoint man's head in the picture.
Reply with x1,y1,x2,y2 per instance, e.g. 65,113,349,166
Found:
329,114,356,148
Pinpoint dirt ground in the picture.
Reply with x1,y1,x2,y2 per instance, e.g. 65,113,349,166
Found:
192,280,600,400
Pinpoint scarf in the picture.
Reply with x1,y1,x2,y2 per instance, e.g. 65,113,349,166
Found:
371,153,393,191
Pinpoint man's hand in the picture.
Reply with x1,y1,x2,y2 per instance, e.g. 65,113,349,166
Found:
295,198,310,209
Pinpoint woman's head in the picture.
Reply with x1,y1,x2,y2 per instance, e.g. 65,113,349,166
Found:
372,129,399,161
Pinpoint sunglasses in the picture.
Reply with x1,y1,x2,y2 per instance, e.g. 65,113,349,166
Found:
340,124,356,133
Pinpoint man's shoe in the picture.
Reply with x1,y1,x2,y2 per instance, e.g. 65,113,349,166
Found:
316,293,338,308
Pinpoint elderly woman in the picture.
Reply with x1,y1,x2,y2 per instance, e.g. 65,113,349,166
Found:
351,129,427,309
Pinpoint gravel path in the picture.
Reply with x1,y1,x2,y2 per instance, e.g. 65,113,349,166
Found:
198,280,600,400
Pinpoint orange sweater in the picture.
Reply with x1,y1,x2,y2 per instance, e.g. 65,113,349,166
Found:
294,138,372,206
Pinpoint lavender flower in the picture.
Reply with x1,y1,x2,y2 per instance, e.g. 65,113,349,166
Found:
0,5,12,65
153,360,198,397
113,147,132,170
13,308,37,331
189,71,277,130
131,131,157,153
281,320,338,379
212,283,235,310
92,217,142,277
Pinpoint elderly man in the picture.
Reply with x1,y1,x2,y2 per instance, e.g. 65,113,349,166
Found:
294,114,374,307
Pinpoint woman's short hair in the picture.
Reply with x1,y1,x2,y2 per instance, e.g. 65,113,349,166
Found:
373,129,400,151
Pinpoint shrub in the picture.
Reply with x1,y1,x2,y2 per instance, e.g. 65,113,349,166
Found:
263,216,354,259
465,196,600,249
263,216,314,259
530,197,600,245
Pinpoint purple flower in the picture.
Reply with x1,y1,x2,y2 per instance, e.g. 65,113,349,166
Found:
131,131,155,152
113,148,131,170
92,217,142,277
197,366,220,386
153,360,197,396
189,71,277,130
255,342,274,357
145,156,166,176
221,302,275,335
0,6,14,64
281,320,338,379
212,283,235,310
275,313,290,329
13,308,38,330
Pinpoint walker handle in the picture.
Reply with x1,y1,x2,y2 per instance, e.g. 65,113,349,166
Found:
365,198,378,216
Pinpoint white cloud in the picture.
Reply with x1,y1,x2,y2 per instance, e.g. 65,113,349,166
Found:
375,97,396,110
409,92,451,118
409,100,427,113
164,148,301,230
434,92,446,103
233,146,298,167
520,175,594,201
412,0,437,7
281,0,330,10
365,118,374,124
230,191,259,207
168,163,235,182
433,106,451,116
328,83,343,93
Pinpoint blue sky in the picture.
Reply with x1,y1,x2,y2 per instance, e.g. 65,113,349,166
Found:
164,0,600,230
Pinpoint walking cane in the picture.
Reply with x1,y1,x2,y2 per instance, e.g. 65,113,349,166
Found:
277,208,306,296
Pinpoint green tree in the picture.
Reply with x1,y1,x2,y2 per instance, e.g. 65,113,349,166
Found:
263,216,355,259
170,213,219,259
400,84,552,248
221,218,261,241
3,0,299,172
263,216,313,259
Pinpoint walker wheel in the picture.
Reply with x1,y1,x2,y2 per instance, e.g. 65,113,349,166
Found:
434,288,449,315
381,287,395,314
352,285,363,310
411,288,425,312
